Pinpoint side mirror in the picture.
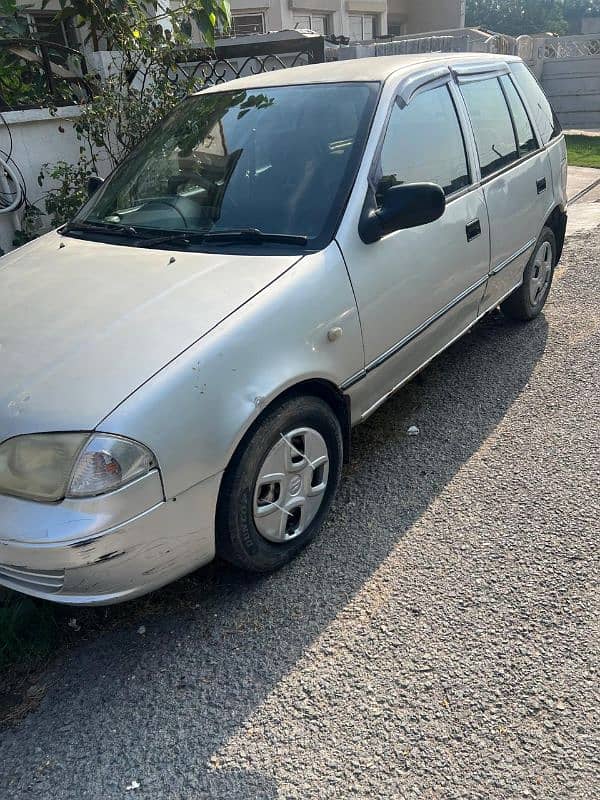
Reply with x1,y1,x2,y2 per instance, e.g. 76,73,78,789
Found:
87,175,104,197
359,182,446,244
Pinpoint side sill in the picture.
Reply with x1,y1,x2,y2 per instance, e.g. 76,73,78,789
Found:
358,279,523,423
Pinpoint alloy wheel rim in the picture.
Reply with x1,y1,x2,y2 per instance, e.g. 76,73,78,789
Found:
529,240,553,306
253,427,330,543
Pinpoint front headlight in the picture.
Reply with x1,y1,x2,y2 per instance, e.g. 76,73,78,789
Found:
0,433,87,502
0,433,157,502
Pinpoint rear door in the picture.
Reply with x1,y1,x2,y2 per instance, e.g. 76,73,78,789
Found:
509,61,568,216
458,70,553,308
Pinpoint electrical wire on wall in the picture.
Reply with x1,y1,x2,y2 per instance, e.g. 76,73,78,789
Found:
0,154,24,214
0,109,27,215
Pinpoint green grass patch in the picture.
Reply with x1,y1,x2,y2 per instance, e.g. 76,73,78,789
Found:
565,135,600,169
0,594,58,670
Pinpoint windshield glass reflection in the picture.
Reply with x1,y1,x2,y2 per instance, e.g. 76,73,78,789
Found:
79,83,378,245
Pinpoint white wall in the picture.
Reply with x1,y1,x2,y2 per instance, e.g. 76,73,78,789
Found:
522,34,600,130
0,107,84,254
541,56,600,129
581,17,600,35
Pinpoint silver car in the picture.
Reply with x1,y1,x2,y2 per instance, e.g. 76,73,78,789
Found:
0,54,567,604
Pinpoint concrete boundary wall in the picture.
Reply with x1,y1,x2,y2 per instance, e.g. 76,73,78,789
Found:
541,53,600,129
518,34,600,129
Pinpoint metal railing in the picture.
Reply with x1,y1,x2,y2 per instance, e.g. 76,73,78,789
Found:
332,28,520,62
543,35,600,59
0,38,93,112
170,33,326,90
366,36,456,56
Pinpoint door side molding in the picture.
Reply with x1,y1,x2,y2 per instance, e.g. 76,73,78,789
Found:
491,238,536,276
364,273,489,375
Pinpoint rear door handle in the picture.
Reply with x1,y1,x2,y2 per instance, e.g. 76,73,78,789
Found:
466,219,482,242
537,177,547,194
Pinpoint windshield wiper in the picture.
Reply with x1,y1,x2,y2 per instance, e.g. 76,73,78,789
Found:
59,220,139,238
135,227,308,249
60,224,201,248
202,228,308,246
132,231,202,248
59,223,309,249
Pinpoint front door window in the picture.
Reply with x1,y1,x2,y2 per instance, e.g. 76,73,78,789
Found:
378,85,471,197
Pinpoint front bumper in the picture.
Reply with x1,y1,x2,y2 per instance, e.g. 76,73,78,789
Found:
0,471,222,605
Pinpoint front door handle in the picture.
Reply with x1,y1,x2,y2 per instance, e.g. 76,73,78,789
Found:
466,219,482,242
537,177,547,194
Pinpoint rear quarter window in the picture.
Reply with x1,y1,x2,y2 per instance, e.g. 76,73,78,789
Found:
510,62,562,145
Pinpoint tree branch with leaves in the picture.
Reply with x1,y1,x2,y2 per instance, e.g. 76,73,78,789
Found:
14,0,230,241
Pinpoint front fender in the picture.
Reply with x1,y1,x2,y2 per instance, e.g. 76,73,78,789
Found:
100,243,363,498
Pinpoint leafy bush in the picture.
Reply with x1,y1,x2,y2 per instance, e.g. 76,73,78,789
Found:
13,0,230,233
39,157,93,225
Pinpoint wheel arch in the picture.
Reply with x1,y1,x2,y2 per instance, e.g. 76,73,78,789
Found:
223,378,352,481
544,205,568,263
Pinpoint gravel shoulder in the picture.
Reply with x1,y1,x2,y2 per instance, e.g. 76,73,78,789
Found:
1,229,599,800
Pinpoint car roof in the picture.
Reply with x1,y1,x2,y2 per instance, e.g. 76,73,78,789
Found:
197,52,522,94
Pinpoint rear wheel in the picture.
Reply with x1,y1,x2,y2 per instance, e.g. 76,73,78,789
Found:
501,227,556,321
216,396,343,572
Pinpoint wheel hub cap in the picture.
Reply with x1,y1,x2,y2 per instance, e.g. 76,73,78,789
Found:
529,241,553,305
253,427,330,543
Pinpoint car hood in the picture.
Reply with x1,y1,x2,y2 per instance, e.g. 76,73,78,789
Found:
0,232,301,440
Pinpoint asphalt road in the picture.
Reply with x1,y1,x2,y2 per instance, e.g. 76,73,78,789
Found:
1,227,599,800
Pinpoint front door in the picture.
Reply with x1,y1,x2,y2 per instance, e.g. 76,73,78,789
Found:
337,81,490,417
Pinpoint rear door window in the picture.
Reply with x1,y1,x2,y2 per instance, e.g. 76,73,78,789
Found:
510,62,561,145
377,84,471,198
500,74,538,156
460,78,518,179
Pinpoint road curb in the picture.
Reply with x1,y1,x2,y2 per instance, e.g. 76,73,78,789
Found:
568,175,600,206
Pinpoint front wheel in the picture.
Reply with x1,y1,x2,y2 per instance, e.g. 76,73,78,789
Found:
216,396,343,572
501,227,556,321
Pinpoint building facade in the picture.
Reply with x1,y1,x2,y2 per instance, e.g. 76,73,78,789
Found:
226,0,465,41
11,0,466,49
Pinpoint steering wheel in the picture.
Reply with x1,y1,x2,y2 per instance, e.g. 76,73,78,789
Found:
177,170,215,192
136,198,189,227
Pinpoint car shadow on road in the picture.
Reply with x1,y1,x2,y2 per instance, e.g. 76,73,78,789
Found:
0,310,549,799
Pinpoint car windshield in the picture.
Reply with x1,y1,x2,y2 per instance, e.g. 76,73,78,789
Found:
76,82,379,248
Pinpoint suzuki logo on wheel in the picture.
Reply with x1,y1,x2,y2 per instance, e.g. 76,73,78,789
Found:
288,475,303,497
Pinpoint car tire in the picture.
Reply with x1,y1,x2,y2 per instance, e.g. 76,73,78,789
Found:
501,227,557,322
216,395,343,572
